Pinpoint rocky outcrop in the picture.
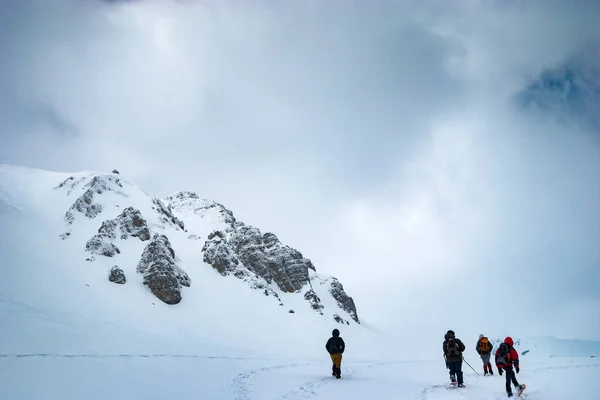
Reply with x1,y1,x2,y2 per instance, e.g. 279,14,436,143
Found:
202,230,284,305
229,226,315,293
84,207,150,259
304,289,324,315
66,189,103,224
333,314,350,325
202,231,241,276
86,234,120,257
63,175,128,225
97,207,150,240
114,207,151,241
329,278,359,323
152,197,185,231
137,234,190,304
109,266,126,284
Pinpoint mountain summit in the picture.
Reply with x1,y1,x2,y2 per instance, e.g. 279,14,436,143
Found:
0,163,359,327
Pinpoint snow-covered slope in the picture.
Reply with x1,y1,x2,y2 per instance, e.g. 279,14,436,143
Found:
0,163,372,359
2,163,599,399
486,336,600,359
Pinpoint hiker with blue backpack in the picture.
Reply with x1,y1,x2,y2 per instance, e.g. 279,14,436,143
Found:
443,330,466,387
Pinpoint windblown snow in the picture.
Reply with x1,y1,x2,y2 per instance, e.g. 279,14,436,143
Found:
1,163,598,400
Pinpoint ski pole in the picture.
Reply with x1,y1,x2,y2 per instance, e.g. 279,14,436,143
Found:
462,356,480,375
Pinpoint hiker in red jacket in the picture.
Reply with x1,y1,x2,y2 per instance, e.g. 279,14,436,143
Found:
495,336,525,397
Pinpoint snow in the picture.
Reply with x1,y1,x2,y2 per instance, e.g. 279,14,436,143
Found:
1,163,599,399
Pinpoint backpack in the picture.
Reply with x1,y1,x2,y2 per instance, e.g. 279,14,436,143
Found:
496,342,509,364
479,338,490,353
330,337,342,353
447,338,461,357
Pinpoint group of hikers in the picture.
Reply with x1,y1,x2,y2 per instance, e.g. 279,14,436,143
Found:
325,329,525,398
443,330,525,397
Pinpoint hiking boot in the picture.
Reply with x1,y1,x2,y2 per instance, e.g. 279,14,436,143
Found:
458,383,465,388
507,393,513,398
450,375,456,383
516,385,524,393
484,372,488,376
489,370,494,375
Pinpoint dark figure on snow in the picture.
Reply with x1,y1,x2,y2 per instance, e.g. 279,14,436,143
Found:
476,334,494,375
495,336,525,397
325,328,345,379
443,330,466,387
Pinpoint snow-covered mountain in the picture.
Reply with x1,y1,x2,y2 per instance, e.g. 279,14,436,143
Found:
0,163,369,358
2,163,599,399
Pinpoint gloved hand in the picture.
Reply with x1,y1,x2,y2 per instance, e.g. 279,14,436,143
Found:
516,366,520,374
498,368,503,376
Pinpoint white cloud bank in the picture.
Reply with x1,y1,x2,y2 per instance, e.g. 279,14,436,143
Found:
0,0,598,342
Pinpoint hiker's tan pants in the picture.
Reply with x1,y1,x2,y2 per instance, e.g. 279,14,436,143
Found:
330,353,343,368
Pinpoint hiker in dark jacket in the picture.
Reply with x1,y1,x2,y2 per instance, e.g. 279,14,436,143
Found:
476,334,494,375
325,329,345,379
442,330,466,387
495,336,525,397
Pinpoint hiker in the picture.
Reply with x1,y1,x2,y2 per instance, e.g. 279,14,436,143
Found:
495,336,525,397
476,334,494,375
325,328,345,379
443,330,466,387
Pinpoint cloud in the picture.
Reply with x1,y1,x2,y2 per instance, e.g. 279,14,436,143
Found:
0,0,598,341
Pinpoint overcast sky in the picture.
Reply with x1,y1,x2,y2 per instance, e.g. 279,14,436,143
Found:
1,0,599,343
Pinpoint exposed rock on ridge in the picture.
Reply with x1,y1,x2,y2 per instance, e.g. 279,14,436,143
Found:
329,278,359,323
137,234,191,304
203,225,315,294
152,197,185,231
85,207,151,258
61,175,128,226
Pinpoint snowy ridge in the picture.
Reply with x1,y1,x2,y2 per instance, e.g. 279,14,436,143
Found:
0,163,369,359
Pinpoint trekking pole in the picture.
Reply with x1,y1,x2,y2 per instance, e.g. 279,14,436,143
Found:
462,356,480,376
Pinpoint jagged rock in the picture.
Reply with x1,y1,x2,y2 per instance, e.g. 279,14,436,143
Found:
229,226,315,293
116,207,151,241
289,309,295,313
202,231,241,276
333,314,350,325
86,234,120,257
96,207,150,241
59,232,71,240
188,234,201,241
137,234,190,304
112,169,120,174
66,189,103,223
64,175,128,225
304,289,324,314
329,278,359,323
84,175,123,194
152,197,184,231
98,219,118,239
108,266,126,284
